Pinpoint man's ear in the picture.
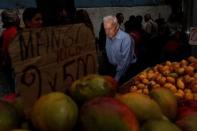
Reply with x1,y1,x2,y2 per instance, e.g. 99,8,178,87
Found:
115,24,119,31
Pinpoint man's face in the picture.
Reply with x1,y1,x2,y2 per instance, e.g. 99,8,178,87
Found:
104,21,118,38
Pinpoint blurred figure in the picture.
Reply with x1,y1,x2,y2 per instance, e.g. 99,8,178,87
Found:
143,13,158,35
124,15,136,33
23,7,43,28
1,9,20,53
0,9,20,96
116,13,124,30
136,15,143,29
155,13,166,29
124,15,148,73
98,22,106,52
125,15,142,58
75,9,94,34
56,7,75,25
36,0,76,26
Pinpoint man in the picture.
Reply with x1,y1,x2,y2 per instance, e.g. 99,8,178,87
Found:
0,9,20,95
1,9,20,53
116,13,124,30
103,15,136,84
143,13,158,35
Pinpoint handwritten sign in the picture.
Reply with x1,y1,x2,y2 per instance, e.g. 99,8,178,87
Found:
189,27,197,45
9,24,97,110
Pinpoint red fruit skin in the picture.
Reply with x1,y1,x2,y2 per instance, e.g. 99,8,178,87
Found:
177,106,197,120
176,114,197,131
177,99,197,120
176,101,197,131
3,93,17,103
80,97,139,131
104,76,119,89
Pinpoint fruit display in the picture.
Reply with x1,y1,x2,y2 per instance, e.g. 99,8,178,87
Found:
128,56,197,101
0,72,196,130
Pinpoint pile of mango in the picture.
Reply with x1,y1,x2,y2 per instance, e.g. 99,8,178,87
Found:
129,56,197,100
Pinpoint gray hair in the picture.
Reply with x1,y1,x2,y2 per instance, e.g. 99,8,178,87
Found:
103,15,119,27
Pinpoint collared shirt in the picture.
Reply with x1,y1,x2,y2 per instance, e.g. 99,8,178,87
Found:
105,29,136,81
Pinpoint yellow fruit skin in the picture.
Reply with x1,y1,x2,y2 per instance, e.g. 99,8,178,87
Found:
142,119,181,131
149,88,178,120
185,93,193,100
177,79,185,90
31,92,78,131
116,93,164,122
166,77,175,84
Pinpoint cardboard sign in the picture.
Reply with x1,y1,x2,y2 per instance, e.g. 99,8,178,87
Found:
9,24,97,110
189,27,197,45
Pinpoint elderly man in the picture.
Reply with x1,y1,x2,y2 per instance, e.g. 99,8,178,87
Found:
103,15,136,84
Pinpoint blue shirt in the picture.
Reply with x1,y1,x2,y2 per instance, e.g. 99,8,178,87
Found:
105,29,136,81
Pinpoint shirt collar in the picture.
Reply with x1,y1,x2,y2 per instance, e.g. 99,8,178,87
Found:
115,29,122,39
110,29,121,40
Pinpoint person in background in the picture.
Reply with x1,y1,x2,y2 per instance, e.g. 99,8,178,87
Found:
103,15,136,85
98,22,109,75
55,7,75,25
22,7,43,28
36,0,76,26
0,9,20,96
75,9,94,34
0,9,20,53
125,15,142,58
136,15,143,29
143,13,158,35
124,15,136,33
116,13,124,30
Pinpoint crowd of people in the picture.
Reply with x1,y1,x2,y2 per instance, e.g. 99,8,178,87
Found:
0,7,192,96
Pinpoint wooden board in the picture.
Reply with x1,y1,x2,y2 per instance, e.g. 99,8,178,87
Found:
9,24,97,110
